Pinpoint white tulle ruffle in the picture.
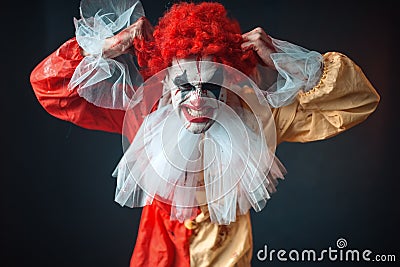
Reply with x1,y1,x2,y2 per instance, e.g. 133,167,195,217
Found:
68,0,144,110
261,38,324,107
112,103,286,225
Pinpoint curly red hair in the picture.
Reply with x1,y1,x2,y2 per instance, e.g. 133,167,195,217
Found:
135,2,257,80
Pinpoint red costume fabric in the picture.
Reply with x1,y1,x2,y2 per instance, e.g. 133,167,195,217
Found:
30,37,192,267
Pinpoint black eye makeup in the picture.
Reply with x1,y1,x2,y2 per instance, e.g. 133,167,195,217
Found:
201,83,221,99
201,67,223,99
173,70,189,88
173,70,192,98
172,67,223,99
179,83,195,92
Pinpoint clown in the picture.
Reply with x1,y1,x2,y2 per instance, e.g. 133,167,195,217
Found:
167,58,223,134
30,1,380,266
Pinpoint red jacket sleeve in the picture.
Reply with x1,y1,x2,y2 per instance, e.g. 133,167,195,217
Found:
30,37,125,134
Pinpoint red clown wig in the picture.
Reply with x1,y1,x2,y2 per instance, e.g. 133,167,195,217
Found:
135,1,258,80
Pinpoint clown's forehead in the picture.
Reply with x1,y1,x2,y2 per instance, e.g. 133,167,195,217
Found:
169,57,220,84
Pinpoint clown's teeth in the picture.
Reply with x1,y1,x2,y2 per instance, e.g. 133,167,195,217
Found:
187,108,204,117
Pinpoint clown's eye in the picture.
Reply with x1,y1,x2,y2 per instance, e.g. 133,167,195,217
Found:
202,83,221,98
179,83,195,92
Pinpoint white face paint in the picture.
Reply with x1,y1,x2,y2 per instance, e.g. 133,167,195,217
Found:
168,57,223,134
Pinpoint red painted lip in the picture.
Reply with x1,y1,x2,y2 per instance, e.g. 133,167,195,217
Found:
181,105,215,123
190,117,209,123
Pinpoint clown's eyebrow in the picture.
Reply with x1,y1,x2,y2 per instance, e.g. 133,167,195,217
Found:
172,66,223,87
173,70,189,86
205,66,223,84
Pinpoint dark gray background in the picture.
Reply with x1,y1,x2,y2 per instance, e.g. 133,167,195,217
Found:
2,0,398,266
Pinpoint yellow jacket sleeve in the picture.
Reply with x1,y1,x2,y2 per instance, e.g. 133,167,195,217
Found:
273,52,380,144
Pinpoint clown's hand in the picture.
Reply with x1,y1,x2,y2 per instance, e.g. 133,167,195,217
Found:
81,16,154,59
241,27,276,69
102,16,154,58
242,27,324,107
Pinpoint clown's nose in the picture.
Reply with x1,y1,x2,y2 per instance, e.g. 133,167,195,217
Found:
190,95,205,108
